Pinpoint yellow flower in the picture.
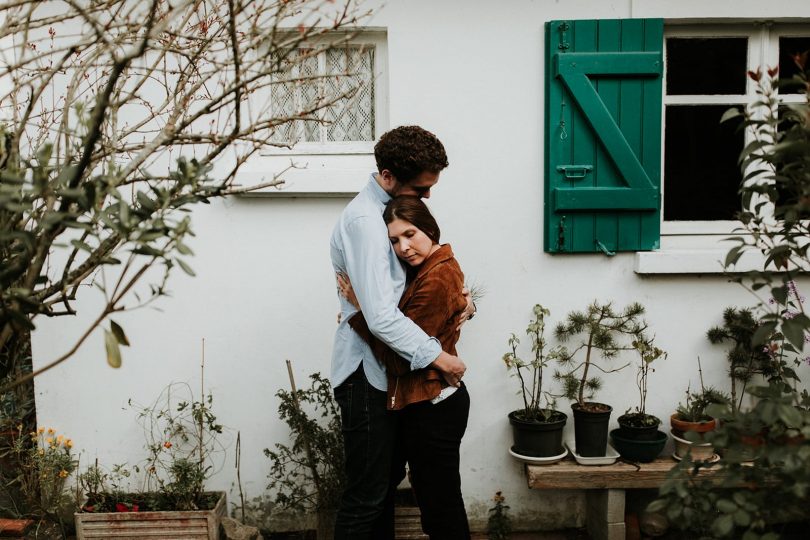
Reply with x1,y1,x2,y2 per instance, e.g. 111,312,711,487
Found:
65,439,73,449
58,470,69,478
56,435,64,444
45,437,54,446
47,428,54,435
37,427,45,434
16,423,22,431
29,432,37,438
38,449,44,456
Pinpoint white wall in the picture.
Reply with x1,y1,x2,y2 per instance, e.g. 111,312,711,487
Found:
31,0,810,531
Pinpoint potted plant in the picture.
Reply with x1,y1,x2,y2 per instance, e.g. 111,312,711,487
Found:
611,335,668,462
265,369,345,539
707,307,780,414
616,335,666,439
670,358,730,462
502,304,567,458
75,380,227,539
554,301,644,457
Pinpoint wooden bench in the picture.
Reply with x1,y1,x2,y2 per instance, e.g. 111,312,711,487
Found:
525,457,725,540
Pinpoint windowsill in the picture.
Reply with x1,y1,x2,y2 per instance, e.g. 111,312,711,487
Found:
235,167,368,197
634,248,770,274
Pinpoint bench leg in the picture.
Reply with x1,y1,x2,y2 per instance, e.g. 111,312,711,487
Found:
586,489,626,540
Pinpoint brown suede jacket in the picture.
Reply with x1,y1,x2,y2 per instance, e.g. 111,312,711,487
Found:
349,244,466,410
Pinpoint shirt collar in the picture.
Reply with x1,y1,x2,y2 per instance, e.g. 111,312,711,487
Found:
367,172,391,208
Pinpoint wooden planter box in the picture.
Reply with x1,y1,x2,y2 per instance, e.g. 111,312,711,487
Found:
74,492,226,540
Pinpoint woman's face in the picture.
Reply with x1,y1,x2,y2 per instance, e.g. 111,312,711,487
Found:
387,218,438,266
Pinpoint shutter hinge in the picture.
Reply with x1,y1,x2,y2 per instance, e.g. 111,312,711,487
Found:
557,22,570,51
557,215,566,251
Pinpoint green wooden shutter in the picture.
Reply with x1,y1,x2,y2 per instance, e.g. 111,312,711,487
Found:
544,19,663,254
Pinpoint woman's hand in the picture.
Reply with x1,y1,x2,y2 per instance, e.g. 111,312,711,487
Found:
337,272,360,310
456,287,476,330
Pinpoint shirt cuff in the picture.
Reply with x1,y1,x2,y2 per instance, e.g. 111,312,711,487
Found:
410,337,442,371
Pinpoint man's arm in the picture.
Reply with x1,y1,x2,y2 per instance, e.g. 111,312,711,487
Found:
340,214,440,370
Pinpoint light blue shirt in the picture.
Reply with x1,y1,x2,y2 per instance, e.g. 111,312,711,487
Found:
330,174,442,391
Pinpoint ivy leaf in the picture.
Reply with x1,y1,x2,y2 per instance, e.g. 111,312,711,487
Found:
104,329,122,368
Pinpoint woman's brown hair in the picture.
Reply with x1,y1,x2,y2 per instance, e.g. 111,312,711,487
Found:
383,196,441,244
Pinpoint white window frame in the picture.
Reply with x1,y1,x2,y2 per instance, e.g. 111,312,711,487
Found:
233,28,388,197
636,21,809,273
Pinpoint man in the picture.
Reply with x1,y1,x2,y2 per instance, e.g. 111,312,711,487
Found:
329,125,473,539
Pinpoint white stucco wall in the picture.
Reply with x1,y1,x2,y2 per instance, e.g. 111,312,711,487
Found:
31,0,810,532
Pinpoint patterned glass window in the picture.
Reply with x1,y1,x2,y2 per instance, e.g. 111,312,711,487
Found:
271,45,375,143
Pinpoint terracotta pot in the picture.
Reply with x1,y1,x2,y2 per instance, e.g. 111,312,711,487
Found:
669,413,716,437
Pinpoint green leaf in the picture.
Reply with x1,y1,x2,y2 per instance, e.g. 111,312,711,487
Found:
781,318,806,350
712,514,735,537
70,239,94,253
176,258,195,276
175,241,193,256
717,499,737,513
110,320,130,346
750,322,777,347
104,329,122,368
720,107,743,123
732,509,750,526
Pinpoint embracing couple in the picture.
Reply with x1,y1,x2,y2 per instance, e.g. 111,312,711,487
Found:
329,126,474,539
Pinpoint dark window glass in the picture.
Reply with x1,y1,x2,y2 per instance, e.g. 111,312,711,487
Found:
666,38,748,95
664,105,744,221
779,37,810,88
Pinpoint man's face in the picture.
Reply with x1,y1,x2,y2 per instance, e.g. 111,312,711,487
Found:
381,170,440,199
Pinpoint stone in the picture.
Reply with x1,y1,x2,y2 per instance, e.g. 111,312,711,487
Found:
639,510,669,537
221,516,262,540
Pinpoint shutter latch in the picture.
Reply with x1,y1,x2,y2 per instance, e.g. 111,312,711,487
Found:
556,165,593,179
595,239,616,257
557,215,566,252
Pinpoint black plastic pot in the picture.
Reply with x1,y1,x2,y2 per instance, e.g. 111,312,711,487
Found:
610,429,668,462
571,402,613,457
616,414,661,441
508,409,567,457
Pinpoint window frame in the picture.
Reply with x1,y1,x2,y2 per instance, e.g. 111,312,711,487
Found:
661,23,809,236
637,21,809,273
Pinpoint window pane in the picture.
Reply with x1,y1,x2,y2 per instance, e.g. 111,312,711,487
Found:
779,36,810,88
324,47,375,142
664,105,743,221
666,38,748,95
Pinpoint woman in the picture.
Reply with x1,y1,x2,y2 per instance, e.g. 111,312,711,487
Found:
344,195,470,539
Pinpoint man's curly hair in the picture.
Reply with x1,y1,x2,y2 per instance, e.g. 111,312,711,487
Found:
374,126,448,183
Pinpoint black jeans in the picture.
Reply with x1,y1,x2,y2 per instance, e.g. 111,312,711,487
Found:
333,365,398,540
401,384,471,539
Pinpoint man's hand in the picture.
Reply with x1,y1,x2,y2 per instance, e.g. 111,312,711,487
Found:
456,287,476,331
431,351,466,387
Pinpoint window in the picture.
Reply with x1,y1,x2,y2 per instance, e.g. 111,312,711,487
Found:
271,45,376,144
242,30,387,196
661,25,810,235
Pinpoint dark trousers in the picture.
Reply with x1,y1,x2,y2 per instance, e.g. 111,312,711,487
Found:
402,384,471,539
333,366,397,540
